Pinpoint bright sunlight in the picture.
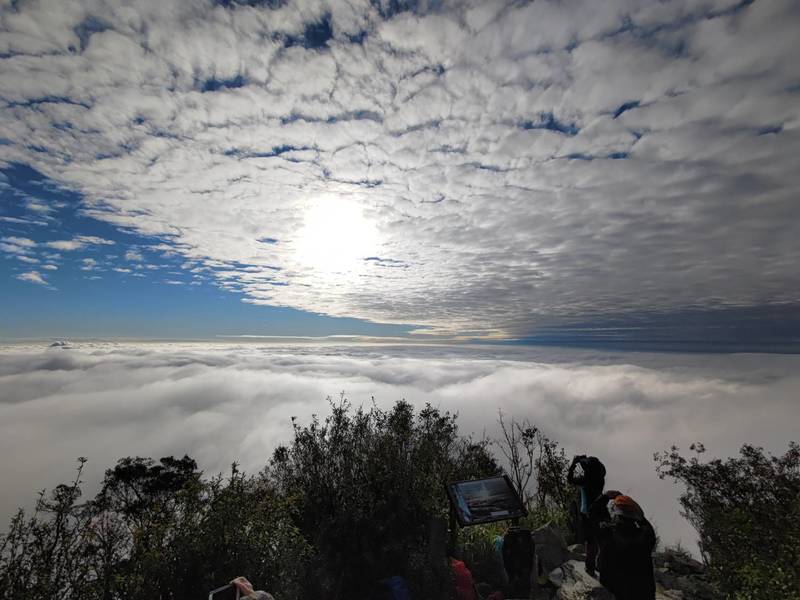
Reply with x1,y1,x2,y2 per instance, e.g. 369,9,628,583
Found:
293,196,380,274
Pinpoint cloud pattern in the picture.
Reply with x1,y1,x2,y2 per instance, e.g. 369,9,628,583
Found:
1,0,799,336
0,342,798,552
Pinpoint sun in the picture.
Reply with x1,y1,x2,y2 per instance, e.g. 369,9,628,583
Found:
293,196,380,274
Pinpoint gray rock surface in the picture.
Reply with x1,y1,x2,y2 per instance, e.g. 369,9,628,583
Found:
533,523,571,574
541,549,715,600
653,548,716,600
567,543,586,562
548,567,564,588
555,561,614,600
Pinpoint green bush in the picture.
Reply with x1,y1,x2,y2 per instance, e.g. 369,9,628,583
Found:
268,398,501,598
1,399,576,600
655,442,800,599
0,457,309,600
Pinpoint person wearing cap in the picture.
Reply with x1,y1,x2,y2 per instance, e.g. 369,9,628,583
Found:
597,495,656,600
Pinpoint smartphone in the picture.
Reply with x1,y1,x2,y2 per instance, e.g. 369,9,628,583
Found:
208,584,240,600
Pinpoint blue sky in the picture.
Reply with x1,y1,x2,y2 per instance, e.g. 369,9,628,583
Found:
1,0,799,349
0,164,413,338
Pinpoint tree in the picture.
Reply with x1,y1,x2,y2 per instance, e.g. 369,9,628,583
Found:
494,411,571,517
0,458,93,599
655,442,800,599
268,398,500,599
1,457,310,600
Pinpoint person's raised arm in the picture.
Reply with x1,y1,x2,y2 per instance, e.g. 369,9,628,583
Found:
231,577,275,600
567,454,584,484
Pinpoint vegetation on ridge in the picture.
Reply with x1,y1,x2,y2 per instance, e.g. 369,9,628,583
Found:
1,398,798,600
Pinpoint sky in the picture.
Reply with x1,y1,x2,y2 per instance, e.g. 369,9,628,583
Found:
1,0,798,347
1,342,798,554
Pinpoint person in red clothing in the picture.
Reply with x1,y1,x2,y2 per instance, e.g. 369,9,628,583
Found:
450,557,478,600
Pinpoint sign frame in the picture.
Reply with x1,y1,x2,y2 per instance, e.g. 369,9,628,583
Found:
445,474,527,527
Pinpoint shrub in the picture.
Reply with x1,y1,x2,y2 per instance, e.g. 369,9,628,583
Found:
0,458,93,599
494,412,572,534
268,398,501,598
0,457,309,600
2,399,581,599
655,442,800,599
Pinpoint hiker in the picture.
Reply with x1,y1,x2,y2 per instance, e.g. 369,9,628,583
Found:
451,556,478,600
567,455,606,576
231,576,276,600
597,495,657,600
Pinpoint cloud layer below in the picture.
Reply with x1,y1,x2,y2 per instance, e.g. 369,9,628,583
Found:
1,342,797,553
1,0,799,336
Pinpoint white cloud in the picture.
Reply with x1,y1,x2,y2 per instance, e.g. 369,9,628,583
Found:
76,235,115,246
46,235,115,251
16,255,39,264
0,237,37,257
112,267,131,273
0,1,798,335
46,240,85,251
15,270,49,286
23,200,55,214
80,257,98,270
0,216,48,226
0,343,797,556
1,237,36,248
41,264,58,270
124,249,143,261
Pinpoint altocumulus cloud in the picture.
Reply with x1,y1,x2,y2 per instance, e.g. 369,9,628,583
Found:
1,0,799,336
0,342,797,552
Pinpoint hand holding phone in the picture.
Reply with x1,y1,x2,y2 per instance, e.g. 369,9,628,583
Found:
208,584,239,600
231,577,255,596
209,575,258,600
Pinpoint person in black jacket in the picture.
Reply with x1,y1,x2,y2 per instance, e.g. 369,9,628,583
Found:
567,455,606,577
597,495,657,600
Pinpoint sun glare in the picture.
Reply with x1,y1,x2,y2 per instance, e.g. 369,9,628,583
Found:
293,197,380,274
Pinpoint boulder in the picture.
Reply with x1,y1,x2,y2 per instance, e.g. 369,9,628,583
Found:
653,549,716,600
654,549,705,576
567,544,586,562
555,561,613,600
548,567,564,588
533,523,571,574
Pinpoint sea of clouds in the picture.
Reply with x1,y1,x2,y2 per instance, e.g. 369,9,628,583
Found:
1,342,798,554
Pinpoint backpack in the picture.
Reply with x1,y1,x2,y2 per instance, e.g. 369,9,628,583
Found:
606,515,656,560
501,528,533,597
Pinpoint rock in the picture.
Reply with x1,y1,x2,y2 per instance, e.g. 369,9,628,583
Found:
653,549,716,600
533,523,571,574
555,561,613,600
548,567,564,588
657,549,705,576
567,543,586,561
